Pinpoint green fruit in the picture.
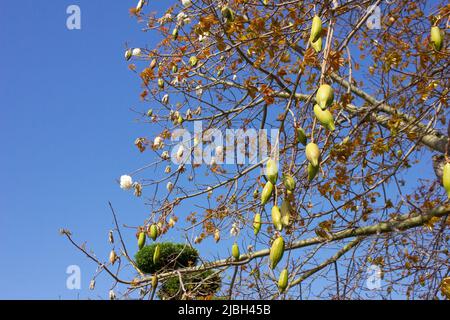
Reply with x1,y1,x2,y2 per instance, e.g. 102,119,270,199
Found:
313,104,335,131
125,49,132,61
149,224,158,241
316,84,334,110
307,163,319,181
189,56,198,67
158,78,164,89
221,6,235,22
153,244,161,264
310,15,322,43
172,64,178,73
177,115,184,125
147,109,153,117
266,158,278,184
232,242,240,260
253,213,261,235
296,127,307,146
305,142,320,167
172,27,179,40
280,199,291,227
311,37,322,53
278,269,288,292
443,163,450,198
138,232,146,250
269,236,285,269
261,181,274,205
271,205,283,231
282,175,295,191
431,26,443,51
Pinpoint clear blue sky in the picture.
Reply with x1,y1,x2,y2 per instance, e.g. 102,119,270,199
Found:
0,0,441,300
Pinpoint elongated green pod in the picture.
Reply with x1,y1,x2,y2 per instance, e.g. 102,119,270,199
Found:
314,104,335,131
253,213,261,235
261,181,274,205
280,199,291,227
443,163,450,198
269,236,285,269
232,242,240,260
158,78,164,89
153,244,161,264
278,269,289,292
311,37,322,53
138,232,146,250
305,142,320,167
283,174,296,191
271,205,283,231
149,224,158,241
316,84,334,110
431,26,443,51
296,127,307,146
307,163,319,181
266,158,278,184
310,15,322,43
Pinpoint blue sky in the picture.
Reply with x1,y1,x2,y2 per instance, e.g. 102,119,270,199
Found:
0,0,443,300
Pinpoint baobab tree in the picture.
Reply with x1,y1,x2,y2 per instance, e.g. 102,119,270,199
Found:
63,0,450,300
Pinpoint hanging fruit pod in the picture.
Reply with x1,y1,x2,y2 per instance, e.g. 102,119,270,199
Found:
172,64,178,73
261,181,274,205
138,232,146,250
172,27,179,40
214,228,220,242
189,56,198,67
307,162,319,181
296,127,307,146
253,213,261,235
280,199,291,227
311,37,322,53
309,15,322,43
313,104,335,131
316,84,334,110
271,205,283,231
269,236,285,269
443,163,450,198
158,78,164,89
232,242,240,260
278,269,289,292
282,174,295,191
266,158,278,184
149,224,158,241
125,49,132,61
305,142,320,167
431,26,443,51
109,250,117,265
221,6,235,23
153,244,161,264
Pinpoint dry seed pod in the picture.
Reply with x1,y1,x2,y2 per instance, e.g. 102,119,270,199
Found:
316,84,334,110
109,250,117,265
311,37,322,53
153,244,161,264
271,205,283,231
310,15,322,43
136,0,145,12
232,242,240,260
269,236,285,269
266,158,278,184
172,27,179,40
443,163,450,198
296,127,307,146
305,142,320,167
253,213,261,235
278,269,288,292
261,181,274,205
150,58,157,69
282,175,295,191
149,224,158,241
313,104,335,131
108,230,114,244
307,162,319,181
431,26,443,51
138,232,146,250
